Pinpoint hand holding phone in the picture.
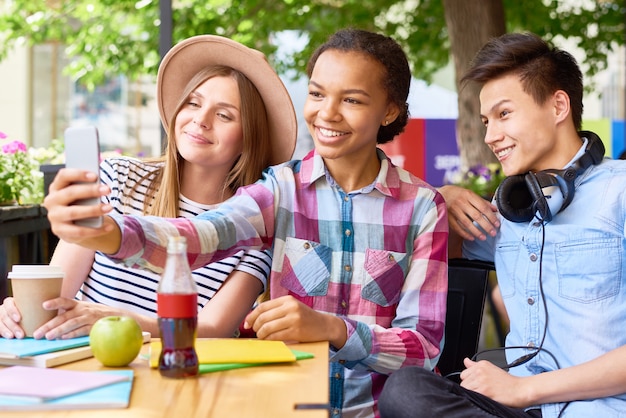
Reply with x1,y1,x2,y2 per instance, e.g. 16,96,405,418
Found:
64,126,103,228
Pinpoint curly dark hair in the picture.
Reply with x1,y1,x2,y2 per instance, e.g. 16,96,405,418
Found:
307,28,411,144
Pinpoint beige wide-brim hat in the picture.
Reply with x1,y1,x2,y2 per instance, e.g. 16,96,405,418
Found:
157,34,297,165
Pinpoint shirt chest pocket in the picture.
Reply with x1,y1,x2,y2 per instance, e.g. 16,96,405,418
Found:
279,237,331,297
362,248,408,307
556,237,622,303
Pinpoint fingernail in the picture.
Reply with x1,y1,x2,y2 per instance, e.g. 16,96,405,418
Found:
15,330,24,339
243,321,250,329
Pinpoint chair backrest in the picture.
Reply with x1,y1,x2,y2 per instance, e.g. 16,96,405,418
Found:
437,258,493,378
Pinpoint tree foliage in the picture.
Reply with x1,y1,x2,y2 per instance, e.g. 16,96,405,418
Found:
1,0,623,88
0,0,624,166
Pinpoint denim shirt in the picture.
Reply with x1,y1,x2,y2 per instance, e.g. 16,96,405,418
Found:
464,157,626,417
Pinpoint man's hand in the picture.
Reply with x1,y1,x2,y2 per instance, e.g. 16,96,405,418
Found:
460,358,532,408
439,185,500,241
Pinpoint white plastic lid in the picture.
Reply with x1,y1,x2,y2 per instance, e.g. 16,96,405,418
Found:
7,265,65,279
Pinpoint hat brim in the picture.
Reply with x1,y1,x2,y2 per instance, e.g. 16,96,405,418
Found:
157,35,297,165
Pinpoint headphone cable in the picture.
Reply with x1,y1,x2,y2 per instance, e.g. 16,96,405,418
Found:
459,217,570,416
472,216,553,369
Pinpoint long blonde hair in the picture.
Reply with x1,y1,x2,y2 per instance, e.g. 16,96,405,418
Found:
137,66,273,217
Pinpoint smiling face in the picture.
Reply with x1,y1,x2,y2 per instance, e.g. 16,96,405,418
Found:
303,50,399,163
480,73,571,176
174,75,244,172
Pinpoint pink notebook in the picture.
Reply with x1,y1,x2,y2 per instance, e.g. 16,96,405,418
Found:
0,366,131,403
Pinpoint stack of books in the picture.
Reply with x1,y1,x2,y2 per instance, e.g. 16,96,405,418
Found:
0,335,94,368
0,332,150,367
0,334,149,410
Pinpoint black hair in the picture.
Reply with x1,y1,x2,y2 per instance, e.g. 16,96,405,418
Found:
307,28,411,144
462,32,584,129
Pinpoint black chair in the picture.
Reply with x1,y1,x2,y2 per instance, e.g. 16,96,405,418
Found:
437,258,494,379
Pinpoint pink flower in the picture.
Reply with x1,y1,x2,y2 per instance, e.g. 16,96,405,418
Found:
0,131,6,139
2,140,28,155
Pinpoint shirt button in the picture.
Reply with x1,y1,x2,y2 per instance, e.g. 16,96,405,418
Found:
529,253,538,262
344,196,349,202
527,342,536,348
345,229,351,237
388,254,395,262
334,372,341,379
339,360,346,364
344,265,351,272
527,297,535,305
341,300,347,308
303,242,311,250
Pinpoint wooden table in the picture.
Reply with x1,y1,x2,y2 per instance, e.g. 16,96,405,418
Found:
1,340,330,418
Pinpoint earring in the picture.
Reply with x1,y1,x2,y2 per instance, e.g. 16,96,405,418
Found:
384,120,389,126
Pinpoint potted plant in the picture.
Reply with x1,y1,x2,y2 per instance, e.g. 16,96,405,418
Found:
0,132,65,204
0,133,43,205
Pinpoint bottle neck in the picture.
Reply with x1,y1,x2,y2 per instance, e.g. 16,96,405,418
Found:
159,237,197,294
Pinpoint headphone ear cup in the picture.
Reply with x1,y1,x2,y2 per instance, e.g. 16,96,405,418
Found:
494,133,603,224
497,172,565,223
496,174,536,223
524,173,552,222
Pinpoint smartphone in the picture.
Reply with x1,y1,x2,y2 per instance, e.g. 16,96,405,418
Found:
64,126,103,228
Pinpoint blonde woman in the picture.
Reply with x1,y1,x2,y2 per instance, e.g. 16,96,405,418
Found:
0,35,296,340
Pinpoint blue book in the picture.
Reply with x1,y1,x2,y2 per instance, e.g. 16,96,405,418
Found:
0,336,90,358
0,336,92,368
0,369,133,410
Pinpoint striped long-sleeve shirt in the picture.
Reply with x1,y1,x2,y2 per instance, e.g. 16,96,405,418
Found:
80,157,270,316
110,149,448,418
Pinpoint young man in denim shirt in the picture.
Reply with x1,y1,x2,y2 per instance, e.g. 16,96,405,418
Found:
379,32,626,418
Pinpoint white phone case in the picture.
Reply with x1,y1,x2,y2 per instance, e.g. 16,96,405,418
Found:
64,126,103,228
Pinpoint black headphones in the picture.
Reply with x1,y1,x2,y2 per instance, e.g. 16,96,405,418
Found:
495,131,605,223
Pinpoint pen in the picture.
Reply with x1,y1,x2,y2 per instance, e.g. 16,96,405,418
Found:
294,403,331,410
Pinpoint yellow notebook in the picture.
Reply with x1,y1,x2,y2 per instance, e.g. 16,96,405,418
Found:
149,339,297,368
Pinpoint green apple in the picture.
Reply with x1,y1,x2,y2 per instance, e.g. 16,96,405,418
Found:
89,316,143,367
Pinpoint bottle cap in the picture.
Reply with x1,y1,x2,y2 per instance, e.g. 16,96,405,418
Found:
167,236,187,252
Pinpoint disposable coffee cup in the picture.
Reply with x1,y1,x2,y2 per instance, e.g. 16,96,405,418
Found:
8,265,65,337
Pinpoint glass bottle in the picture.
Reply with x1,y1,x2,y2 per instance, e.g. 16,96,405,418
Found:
157,236,199,378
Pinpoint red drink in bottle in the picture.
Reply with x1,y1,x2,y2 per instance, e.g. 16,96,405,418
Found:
157,237,199,378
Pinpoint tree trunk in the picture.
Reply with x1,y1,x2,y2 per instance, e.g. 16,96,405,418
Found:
442,0,506,170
